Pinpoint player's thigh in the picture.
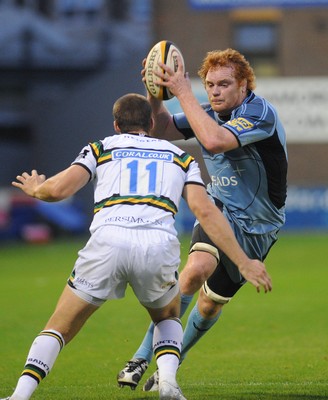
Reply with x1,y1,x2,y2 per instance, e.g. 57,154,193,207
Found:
131,229,181,305
179,223,219,295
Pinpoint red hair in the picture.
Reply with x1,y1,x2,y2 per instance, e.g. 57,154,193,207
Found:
198,48,256,90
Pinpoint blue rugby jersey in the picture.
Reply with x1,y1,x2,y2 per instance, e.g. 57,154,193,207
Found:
173,91,288,234
72,133,204,235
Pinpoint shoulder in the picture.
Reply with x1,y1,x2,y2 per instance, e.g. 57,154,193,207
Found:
89,134,117,147
247,91,277,113
238,91,278,122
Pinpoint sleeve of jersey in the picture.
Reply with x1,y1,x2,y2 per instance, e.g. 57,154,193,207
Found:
71,142,98,180
173,103,213,140
173,112,195,139
185,159,205,187
223,100,277,147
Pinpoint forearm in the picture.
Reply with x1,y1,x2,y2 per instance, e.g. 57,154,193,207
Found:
30,177,69,201
12,166,90,202
148,95,184,141
177,90,228,152
33,168,89,201
184,180,272,292
150,109,173,139
197,204,249,269
196,203,272,292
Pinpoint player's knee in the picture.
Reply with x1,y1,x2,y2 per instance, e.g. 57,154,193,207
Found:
180,265,205,294
198,288,223,318
181,243,218,294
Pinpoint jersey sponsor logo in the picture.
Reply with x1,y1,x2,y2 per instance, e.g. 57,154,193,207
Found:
211,175,238,187
104,215,163,226
226,117,254,133
112,149,173,162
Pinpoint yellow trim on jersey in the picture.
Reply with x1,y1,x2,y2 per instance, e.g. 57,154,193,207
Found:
94,195,177,215
90,141,101,157
173,154,193,170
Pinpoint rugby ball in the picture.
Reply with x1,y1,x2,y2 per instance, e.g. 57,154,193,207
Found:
144,40,185,101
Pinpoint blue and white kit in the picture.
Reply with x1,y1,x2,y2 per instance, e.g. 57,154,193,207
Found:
174,90,288,291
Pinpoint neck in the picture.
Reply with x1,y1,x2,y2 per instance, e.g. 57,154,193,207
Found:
127,131,149,136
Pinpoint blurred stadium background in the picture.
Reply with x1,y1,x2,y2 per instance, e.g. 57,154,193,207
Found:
0,0,327,242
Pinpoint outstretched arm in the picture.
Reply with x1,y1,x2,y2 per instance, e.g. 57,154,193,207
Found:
12,165,90,202
183,184,272,293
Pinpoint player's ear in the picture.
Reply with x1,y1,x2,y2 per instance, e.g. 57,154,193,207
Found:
113,120,121,133
240,79,247,94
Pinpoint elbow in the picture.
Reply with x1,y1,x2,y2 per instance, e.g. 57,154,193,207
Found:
201,127,238,154
206,144,225,154
194,206,212,225
202,138,226,154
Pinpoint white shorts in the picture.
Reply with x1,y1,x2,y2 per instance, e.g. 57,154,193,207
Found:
68,225,181,308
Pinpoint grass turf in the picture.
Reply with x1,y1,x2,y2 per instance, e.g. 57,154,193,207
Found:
0,233,327,399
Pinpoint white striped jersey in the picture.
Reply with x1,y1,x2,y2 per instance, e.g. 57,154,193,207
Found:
72,132,204,235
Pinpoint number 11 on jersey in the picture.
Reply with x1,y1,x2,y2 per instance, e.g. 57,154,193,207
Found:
120,158,163,196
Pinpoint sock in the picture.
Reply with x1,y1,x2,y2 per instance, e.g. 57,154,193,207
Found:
181,302,221,362
11,330,65,400
133,321,154,363
133,293,193,363
153,318,183,384
180,293,194,318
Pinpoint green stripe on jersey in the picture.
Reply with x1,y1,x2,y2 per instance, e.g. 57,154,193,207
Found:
94,194,177,215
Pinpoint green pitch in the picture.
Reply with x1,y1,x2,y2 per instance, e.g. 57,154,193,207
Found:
0,233,327,399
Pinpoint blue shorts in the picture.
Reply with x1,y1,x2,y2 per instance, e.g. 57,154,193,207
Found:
190,221,278,298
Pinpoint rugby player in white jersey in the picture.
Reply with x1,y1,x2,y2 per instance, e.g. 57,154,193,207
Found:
3,93,271,400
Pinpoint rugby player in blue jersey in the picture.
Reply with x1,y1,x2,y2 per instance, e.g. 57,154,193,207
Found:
117,49,287,392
